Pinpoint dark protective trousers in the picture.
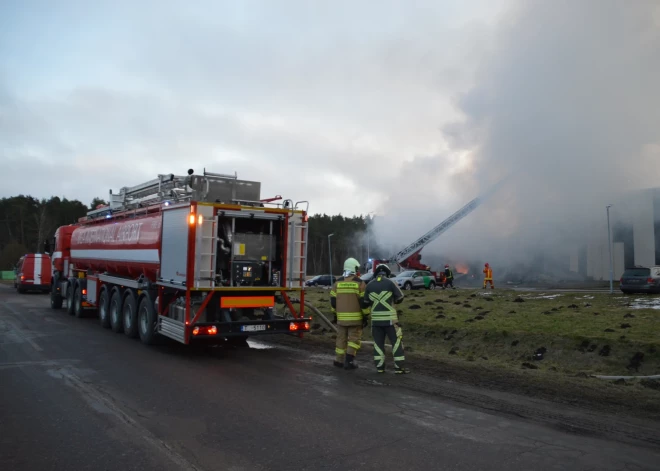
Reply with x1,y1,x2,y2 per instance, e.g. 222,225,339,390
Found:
372,325,405,370
335,325,363,363
444,278,454,288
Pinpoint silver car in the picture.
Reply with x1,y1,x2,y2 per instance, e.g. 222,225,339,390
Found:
394,270,436,290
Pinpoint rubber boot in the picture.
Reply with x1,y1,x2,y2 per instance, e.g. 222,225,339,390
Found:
344,354,358,370
395,367,411,374
333,361,344,368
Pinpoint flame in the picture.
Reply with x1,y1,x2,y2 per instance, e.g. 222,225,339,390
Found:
455,263,469,275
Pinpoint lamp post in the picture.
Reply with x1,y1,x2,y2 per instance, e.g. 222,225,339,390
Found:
606,204,614,294
366,211,375,266
328,233,334,278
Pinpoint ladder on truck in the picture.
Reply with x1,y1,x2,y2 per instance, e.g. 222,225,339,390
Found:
287,202,310,288
84,169,240,218
378,177,509,267
195,215,218,289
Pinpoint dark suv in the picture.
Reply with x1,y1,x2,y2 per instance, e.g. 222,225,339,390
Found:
620,266,660,294
305,274,336,287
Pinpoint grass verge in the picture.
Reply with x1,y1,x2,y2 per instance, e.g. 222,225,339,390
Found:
295,287,660,417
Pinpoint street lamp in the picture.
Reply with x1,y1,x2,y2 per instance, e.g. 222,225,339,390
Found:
606,204,614,294
328,233,334,278
366,211,375,262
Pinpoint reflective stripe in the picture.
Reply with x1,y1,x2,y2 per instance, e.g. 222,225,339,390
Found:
348,341,361,350
394,356,405,361
369,291,397,321
336,348,346,354
337,312,363,321
330,291,336,296
373,343,385,367
393,338,402,353
337,288,360,294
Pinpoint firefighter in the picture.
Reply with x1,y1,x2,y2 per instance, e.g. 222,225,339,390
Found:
330,257,370,370
443,264,455,289
363,264,410,374
483,263,494,289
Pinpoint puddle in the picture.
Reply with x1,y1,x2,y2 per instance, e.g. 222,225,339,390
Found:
246,339,275,350
629,298,660,310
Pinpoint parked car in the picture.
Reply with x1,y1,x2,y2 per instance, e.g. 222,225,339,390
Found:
620,266,660,294
393,270,436,290
14,253,52,294
305,274,337,287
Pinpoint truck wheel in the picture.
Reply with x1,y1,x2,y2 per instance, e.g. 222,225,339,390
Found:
50,284,63,309
123,290,139,339
109,289,124,333
98,288,111,328
427,281,436,290
138,295,158,345
66,284,75,315
73,285,85,318
404,282,412,291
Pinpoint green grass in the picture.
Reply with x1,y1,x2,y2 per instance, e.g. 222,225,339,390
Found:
302,288,660,377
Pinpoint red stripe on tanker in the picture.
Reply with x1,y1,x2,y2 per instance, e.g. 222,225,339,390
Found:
69,213,163,278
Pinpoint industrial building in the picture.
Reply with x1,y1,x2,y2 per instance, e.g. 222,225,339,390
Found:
570,188,660,281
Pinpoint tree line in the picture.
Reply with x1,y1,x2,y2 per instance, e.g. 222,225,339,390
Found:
0,194,378,273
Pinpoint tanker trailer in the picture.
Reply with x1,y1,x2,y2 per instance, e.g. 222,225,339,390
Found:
50,169,311,347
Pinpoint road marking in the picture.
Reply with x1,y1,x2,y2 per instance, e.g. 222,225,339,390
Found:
52,367,203,471
0,359,81,370
1,303,43,352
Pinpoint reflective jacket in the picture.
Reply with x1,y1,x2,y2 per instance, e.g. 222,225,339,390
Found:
445,268,453,280
363,274,404,326
330,275,370,326
483,267,493,280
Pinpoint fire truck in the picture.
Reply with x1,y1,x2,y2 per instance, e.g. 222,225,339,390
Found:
370,178,507,284
48,169,311,346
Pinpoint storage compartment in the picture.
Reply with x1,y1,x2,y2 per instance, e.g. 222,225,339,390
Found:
216,213,285,287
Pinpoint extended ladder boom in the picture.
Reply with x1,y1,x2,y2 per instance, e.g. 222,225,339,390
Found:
388,178,508,263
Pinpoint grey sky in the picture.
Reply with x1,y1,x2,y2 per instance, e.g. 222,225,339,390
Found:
1,0,505,215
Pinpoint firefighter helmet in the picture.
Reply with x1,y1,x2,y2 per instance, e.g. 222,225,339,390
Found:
485,263,489,267
375,264,391,277
445,264,449,268
343,257,360,275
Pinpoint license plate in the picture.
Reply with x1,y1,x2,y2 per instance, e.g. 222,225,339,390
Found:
242,324,266,332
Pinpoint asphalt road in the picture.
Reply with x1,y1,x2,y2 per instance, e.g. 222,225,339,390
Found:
1,285,659,471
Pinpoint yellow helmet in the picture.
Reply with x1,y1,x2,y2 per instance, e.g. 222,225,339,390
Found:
343,257,360,275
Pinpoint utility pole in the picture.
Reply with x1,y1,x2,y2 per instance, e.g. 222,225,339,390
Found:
328,233,334,278
607,204,614,294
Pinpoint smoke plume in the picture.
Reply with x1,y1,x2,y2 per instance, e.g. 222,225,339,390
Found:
373,0,660,275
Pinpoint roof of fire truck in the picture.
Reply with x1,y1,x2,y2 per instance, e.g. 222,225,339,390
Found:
79,168,307,223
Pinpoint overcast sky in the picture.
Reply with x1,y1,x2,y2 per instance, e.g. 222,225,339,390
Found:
0,0,508,215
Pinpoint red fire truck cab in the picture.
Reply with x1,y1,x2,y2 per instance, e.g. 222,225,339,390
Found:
14,253,52,293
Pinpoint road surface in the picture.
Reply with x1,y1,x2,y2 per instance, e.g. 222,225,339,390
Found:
1,285,659,471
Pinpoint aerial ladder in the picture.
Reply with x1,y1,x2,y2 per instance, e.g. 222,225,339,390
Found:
370,177,508,278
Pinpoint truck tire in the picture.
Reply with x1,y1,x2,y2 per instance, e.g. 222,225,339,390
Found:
73,285,85,318
427,281,436,290
403,282,412,291
66,283,75,315
138,295,158,345
98,288,111,329
122,290,139,339
109,289,124,333
50,283,63,309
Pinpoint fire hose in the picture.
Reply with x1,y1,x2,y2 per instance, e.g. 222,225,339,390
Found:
287,298,390,349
